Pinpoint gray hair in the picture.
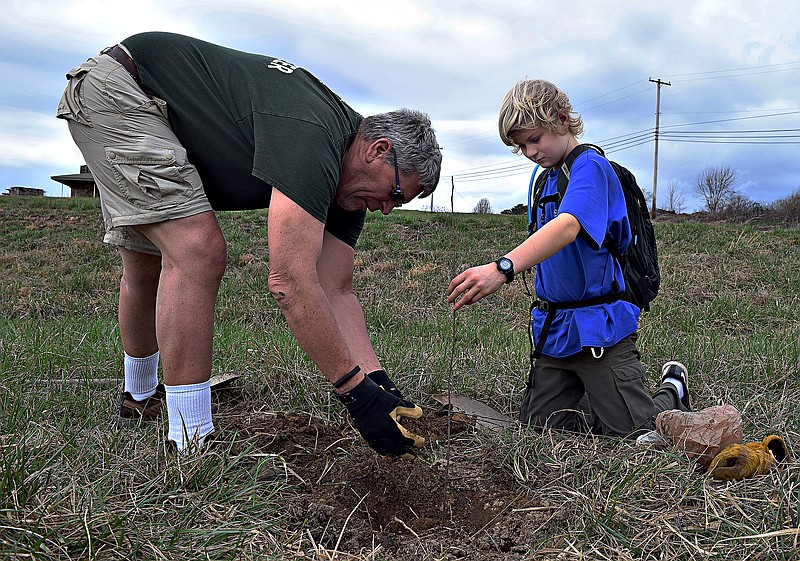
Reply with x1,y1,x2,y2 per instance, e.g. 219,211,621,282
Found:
498,79,583,153
359,109,442,198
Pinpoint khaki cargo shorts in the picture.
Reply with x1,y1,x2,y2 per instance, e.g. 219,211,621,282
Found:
56,46,212,255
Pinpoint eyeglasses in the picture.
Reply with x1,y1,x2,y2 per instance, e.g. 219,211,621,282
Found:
390,147,405,204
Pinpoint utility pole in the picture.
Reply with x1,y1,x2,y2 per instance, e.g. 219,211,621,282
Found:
649,78,671,219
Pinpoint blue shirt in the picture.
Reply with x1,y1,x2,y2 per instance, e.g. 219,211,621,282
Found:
533,150,640,357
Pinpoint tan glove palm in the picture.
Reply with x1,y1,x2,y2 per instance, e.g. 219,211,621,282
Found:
390,405,425,459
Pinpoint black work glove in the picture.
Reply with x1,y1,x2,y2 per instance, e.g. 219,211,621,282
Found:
336,376,425,458
367,369,406,401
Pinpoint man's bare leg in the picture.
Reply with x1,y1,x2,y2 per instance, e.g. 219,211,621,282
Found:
135,211,227,386
119,248,161,357
134,211,227,449
117,248,162,403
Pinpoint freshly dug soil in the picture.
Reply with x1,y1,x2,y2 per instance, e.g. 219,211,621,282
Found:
218,399,565,560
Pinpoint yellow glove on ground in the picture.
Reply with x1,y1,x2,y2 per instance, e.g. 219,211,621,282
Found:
708,435,790,481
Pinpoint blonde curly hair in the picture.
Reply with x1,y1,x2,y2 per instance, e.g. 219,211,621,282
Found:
498,79,583,153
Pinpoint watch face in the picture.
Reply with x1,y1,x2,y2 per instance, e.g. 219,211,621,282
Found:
497,257,513,272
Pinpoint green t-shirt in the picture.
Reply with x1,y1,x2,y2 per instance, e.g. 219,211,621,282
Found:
122,32,365,246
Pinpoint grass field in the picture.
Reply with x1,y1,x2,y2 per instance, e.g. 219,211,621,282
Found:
1,195,799,560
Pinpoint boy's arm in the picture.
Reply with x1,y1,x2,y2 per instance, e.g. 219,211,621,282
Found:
506,211,581,272
447,212,580,311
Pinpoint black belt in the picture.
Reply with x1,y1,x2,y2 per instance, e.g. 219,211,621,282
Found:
100,44,142,88
529,292,624,361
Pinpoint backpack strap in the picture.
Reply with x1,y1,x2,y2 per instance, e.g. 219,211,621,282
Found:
562,144,624,292
526,164,540,236
557,144,604,191
529,143,605,236
528,168,547,236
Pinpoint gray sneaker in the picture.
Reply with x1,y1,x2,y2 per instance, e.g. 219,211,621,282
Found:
115,384,165,427
661,361,690,410
635,429,668,447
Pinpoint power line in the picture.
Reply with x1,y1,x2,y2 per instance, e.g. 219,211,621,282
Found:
665,59,800,77
666,107,800,115
662,128,800,135
443,119,800,182
580,87,652,113
661,111,800,129
661,138,800,145
604,136,654,153
439,61,800,185
573,79,649,106
663,62,800,81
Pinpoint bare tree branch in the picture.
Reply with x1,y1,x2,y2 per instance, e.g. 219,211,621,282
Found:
695,165,738,214
666,179,686,213
473,198,492,214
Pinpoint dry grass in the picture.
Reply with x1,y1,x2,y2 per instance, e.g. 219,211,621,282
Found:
1,196,799,560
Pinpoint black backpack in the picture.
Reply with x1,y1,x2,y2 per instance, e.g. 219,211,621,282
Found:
529,143,660,312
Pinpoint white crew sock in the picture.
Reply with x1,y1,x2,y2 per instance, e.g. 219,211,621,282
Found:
664,377,685,400
165,381,214,452
124,351,159,401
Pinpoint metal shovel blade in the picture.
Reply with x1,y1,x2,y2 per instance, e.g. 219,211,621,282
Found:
431,393,514,431
210,371,243,390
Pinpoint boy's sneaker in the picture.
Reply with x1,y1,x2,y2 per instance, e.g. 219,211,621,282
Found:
661,361,691,411
115,384,166,428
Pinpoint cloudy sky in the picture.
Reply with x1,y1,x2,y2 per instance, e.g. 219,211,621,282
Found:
1,0,798,213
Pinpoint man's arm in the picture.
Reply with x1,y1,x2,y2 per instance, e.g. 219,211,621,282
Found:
267,188,364,391
268,189,424,458
317,230,382,374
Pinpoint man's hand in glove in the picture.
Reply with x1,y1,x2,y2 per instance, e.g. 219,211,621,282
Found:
708,435,790,481
336,375,425,459
367,369,406,401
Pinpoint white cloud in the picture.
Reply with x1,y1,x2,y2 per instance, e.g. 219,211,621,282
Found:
686,0,800,62
0,109,82,169
0,0,202,45
0,0,798,205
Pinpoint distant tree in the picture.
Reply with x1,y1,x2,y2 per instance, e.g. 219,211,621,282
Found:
473,198,492,214
665,179,686,213
641,186,652,205
430,205,450,213
695,165,738,214
501,203,527,215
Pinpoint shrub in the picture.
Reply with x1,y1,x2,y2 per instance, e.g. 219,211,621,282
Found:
717,193,764,222
770,189,800,225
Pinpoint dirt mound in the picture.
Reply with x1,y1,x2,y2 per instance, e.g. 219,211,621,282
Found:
218,402,562,559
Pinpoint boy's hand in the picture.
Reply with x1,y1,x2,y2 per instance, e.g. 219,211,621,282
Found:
447,263,506,311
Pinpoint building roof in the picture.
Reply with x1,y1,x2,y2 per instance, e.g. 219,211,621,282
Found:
51,170,95,185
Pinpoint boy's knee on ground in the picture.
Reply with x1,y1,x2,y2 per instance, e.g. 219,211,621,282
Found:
588,361,654,436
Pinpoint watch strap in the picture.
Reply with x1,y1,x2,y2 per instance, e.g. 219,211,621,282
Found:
495,257,515,284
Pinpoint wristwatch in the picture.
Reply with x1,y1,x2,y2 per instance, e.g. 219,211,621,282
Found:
495,257,515,284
